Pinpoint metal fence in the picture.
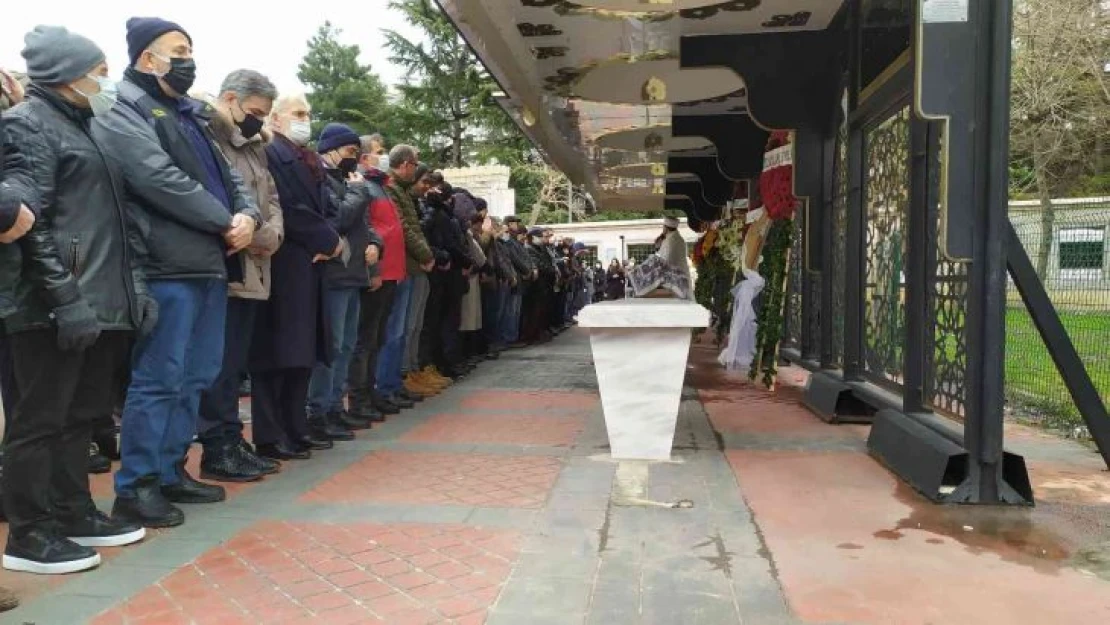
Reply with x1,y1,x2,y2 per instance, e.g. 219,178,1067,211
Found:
1006,198,1110,431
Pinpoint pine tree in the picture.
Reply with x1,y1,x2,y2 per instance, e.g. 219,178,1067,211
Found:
298,22,394,137
383,0,544,210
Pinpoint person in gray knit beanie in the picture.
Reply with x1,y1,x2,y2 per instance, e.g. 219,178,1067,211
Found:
0,24,148,577
21,25,105,86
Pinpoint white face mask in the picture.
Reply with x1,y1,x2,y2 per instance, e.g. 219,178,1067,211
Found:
378,154,390,171
73,74,118,117
286,119,312,146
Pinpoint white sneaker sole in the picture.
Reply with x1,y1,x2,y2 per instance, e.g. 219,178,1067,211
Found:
2,552,101,575
68,527,147,548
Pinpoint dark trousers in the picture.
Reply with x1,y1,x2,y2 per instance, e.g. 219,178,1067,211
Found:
521,279,552,343
440,287,463,369
349,281,396,410
3,330,132,535
419,272,446,370
481,282,507,350
250,368,311,447
0,333,17,434
550,288,567,329
197,298,258,446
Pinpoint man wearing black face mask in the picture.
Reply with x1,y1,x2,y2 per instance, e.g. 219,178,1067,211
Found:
308,123,383,439
91,17,262,529
196,70,285,484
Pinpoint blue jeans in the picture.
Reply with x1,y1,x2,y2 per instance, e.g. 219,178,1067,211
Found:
375,277,412,396
500,288,523,345
116,279,227,496
307,287,361,416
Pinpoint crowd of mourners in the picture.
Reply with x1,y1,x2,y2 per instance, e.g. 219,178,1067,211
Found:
0,17,633,600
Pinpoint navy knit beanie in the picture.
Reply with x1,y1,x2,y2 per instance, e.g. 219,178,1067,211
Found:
126,17,192,66
316,123,361,154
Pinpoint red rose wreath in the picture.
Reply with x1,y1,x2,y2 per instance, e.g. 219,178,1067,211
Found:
759,130,797,221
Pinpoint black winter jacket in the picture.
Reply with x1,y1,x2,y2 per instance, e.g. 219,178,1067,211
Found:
422,201,472,270
1,85,144,332
0,115,40,317
323,170,384,289
92,70,261,281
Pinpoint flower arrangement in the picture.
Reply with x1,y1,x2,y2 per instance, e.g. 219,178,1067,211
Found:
759,130,798,221
747,130,799,388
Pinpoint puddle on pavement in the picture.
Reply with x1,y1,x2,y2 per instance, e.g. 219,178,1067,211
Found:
865,483,1082,575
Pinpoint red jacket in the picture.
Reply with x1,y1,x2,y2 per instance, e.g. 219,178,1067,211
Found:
362,168,406,281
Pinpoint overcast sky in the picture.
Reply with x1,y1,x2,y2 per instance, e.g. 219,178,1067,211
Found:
1,1,423,95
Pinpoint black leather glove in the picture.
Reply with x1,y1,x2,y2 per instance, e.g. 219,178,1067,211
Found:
136,293,159,339
53,300,101,352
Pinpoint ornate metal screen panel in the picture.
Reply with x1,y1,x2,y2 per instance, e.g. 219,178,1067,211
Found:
862,107,911,388
924,127,969,418
784,210,805,350
831,122,849,367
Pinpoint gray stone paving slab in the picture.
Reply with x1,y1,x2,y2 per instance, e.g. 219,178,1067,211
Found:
586,581,642,625
511,550,601,581
398,503,475,524
641,589,741,625
278,502,408,524
464,507,540,528
46,564,177,600
492,578,594,616
0,594,118,625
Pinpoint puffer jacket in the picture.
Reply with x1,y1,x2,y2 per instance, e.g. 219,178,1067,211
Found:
0,115,40,317
384,177,433,274
91,69,261,281
361,167,405,282
323,169,384,289
207,109,283,300
1,85,144,332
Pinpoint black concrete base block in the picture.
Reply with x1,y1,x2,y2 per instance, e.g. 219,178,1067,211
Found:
802,370,875,424
867,409,1034,505
867,409,967,502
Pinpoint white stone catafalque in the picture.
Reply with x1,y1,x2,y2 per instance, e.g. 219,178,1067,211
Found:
577,299,710,461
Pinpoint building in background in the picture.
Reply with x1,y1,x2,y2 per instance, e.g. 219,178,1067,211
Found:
440,165,516,218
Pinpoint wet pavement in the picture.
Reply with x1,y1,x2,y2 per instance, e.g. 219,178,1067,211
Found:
1,329,1108,624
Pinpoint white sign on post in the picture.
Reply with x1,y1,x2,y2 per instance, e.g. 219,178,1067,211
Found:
922,0,969,23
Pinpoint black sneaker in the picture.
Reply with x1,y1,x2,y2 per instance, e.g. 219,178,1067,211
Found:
335,410,372,431
201,442,265,483
161,460,226,504
350,405,385,423
257,442,310,461
372,398,401,415
239,440,280,474
294,435,333,452
3,528,101,575
88,443,111,475
112,475,184,528
60,506,146,548
388,395,415,410
397,389,424,403
309,416,354,442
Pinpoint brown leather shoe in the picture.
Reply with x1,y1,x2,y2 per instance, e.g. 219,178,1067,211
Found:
0,586,18,612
